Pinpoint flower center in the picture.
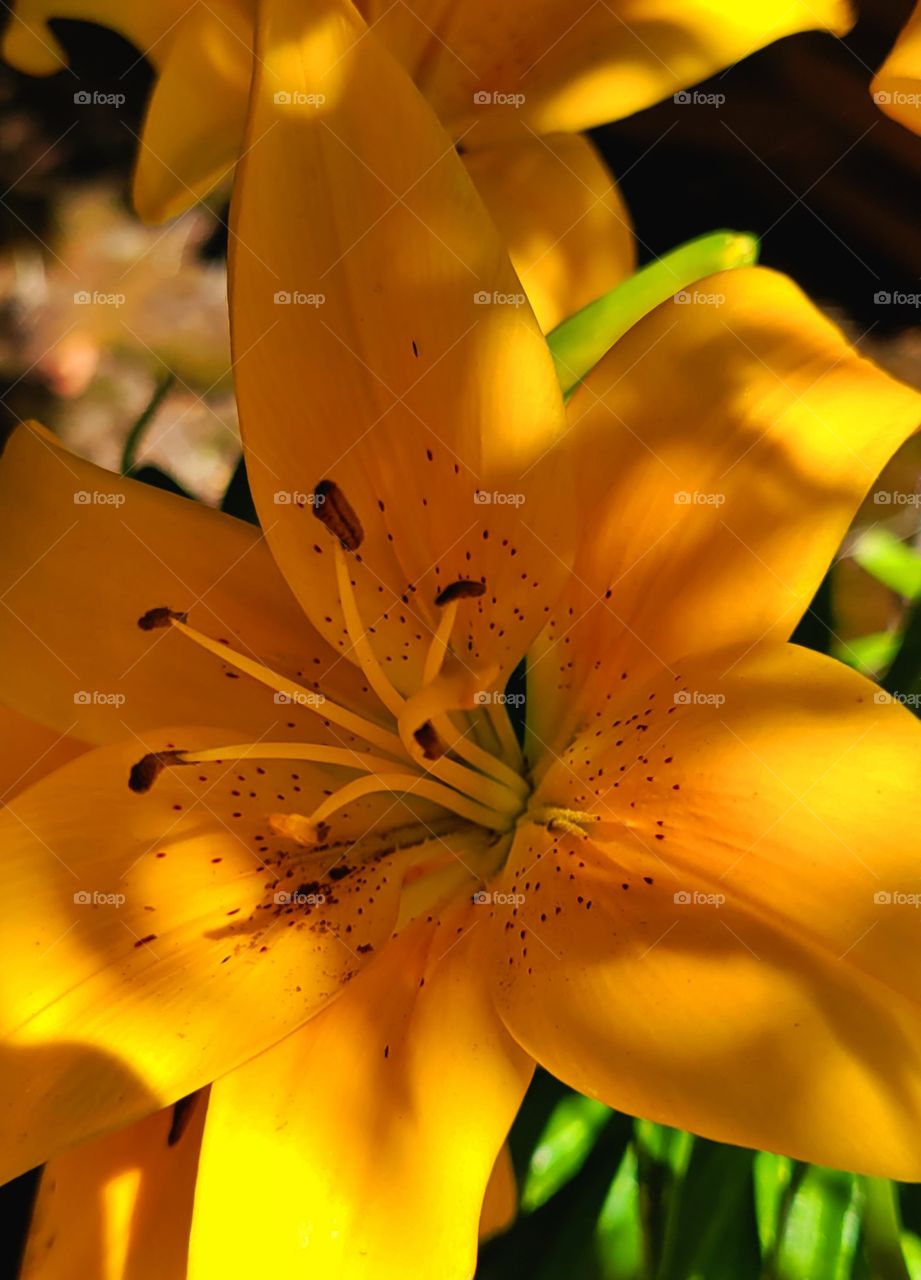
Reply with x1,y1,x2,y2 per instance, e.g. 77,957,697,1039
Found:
129,482,532,865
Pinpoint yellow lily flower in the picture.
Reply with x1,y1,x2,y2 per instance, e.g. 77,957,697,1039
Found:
2,0,921,1275
872,0,921,135
3,0,852,323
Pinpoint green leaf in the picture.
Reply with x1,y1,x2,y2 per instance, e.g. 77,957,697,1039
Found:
765,1166,862,1280
832,631,900,675
521,1093,612,1212
657,1139,760,1280
547,230,759,397
596,1145,644,1280
852,529,921,601
860,1178,912,1280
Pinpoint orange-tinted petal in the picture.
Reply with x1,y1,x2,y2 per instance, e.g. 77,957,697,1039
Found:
463,133,634,332
189,910,533,1279
872,0,921,135
495,645,921,1178
0,729,432,1181
132,3,252,223
526,268,921,758
0,421,371,745
366,0,853,141
20,1098,206,1280
231,0,576,696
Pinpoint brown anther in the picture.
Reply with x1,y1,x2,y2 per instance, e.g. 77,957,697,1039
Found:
312,480,363,550
413,721,445,760
128,749,187,793
434,580,486,606
138,606,188,631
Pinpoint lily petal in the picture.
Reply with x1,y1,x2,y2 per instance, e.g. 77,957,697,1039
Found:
526,267,921,757
0,422,372,744
370,0,854,141
189,910,533,1279
1,0,189,75
0,704,85,803
132,2,252,223
231,0,576,695
20,1098,206,1280
0,730,431,1181
495,644,921,1178
872,0,921,134
479,1144,517,1242
462,133,635,333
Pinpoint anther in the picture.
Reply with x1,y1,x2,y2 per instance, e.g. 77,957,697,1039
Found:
138,606,188,631
128,749,187,793
313,480,363,550
434,580,486,606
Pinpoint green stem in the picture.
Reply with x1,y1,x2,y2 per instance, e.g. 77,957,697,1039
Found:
120,372,176,475
547,229,759,398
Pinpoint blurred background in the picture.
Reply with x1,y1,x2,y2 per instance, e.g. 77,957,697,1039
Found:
2,0,921,1276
